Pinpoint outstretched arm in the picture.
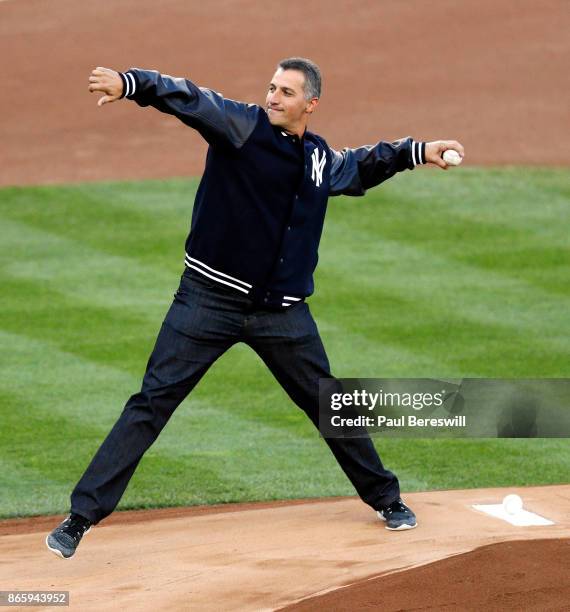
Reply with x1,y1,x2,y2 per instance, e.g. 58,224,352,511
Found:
329,137,465,197
87,66,259,148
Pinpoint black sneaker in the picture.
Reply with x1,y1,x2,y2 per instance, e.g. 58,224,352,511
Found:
377,498,417,530
46,513,92,559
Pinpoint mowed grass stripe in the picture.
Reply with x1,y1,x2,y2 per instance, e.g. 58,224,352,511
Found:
322,199,569,328
310,315,460,378
1,168,569,518
378,438,570,492
0,391,288,516
0,329,327,442
0,333,355,516
377,167,570,233
0,268,396,432
3,169,568,292
330,168,570,296
0,221,438,418
1,218,181,309
320,217,569,323
314,269,567,378
0,182,194,271
0,263,375,439
0,456,71,518
0,275,160,375
314,261,567,378
327,169,569,299
0,329,141,422
313,172,569,377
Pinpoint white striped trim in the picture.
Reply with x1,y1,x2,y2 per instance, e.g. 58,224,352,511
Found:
185,263,250,294
121,74,129,98
184,255,252,294
124,73,131,97
281,302,292,307
126,72,136,97
283,296,301,301
411,141,426,167
186,255,252,288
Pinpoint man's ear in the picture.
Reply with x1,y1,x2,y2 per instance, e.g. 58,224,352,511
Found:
305,98,319,114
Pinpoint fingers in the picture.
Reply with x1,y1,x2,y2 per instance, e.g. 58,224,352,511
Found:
90,68,109,79
88,82,107,93
88,72,108,92
97,95,117,107
433,156,448,170
442,140,465,158
88,67,114,87
88,72,115,95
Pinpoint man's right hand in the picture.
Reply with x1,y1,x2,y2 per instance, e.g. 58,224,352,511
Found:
425,140,465,169
88,67,123,107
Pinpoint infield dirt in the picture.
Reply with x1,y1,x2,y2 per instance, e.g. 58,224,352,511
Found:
1,0,569,186
1,485,569,610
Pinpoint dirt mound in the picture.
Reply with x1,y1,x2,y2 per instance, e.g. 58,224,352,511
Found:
1,485,568,610
284,538,570,611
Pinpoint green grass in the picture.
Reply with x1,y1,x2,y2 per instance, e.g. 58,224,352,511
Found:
0,167,569,519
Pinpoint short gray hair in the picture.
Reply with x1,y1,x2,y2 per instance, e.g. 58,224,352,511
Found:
277,57,322,100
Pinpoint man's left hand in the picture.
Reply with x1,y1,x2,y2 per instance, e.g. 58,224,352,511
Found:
425,140,465,169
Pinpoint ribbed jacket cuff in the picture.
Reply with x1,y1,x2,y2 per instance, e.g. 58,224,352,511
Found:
411,140,427,167
118,71,137,99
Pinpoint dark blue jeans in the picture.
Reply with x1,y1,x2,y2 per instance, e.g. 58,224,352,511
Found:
71,270,400,524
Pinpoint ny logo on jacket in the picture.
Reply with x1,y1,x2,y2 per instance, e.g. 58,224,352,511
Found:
311,148,326,187
120,68,426,307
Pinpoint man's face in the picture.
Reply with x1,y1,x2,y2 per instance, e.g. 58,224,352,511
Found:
265,68,317,133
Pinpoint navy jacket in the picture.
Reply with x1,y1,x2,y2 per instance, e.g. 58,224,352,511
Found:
120,69,427,307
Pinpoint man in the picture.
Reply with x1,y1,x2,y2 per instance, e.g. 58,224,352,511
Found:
46,58,464,559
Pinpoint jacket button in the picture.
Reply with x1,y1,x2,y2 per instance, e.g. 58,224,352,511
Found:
279,258,284,263
287,226,291,231
263,298,268,303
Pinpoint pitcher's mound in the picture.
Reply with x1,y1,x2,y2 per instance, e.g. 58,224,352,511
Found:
1,485,569,610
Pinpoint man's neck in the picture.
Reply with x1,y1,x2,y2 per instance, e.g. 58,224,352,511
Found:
283,124,307,139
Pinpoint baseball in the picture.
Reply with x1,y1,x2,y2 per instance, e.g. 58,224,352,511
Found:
443,149,462,166
502,494,523,515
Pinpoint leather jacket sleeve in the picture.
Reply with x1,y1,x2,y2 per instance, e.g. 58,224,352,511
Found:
120,68,260,148
329,138,426,196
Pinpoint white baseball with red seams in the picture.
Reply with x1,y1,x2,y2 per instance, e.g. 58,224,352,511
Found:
443,149,462,166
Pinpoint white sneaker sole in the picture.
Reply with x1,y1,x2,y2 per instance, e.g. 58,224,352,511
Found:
377,510,417,530
45,535,67,559
385,522,417,530
45,526,91,559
